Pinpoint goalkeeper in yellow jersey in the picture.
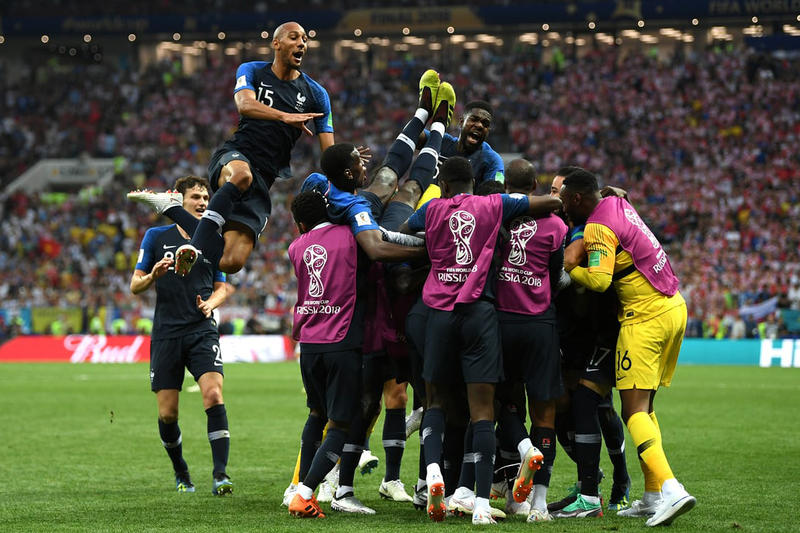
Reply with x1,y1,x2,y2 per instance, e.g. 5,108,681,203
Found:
559,169,695,527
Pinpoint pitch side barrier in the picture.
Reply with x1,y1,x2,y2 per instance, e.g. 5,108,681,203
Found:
679,339,800,368
1,335,799,368
0,335,295,363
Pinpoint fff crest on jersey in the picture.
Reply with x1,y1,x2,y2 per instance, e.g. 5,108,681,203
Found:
295,92,306,112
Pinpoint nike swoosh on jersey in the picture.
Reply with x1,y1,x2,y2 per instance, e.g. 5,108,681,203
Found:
163,245,177,249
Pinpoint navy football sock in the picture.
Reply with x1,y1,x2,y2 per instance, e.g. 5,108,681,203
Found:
383,116,426,178
303,427,347,491
573,385,603,497
421,407,445,468
206,404,230,476
456,423,475,491
299,414,325,481
158,419,188,474
532,426,556,488
163,205,200,235
409,123,443,190
599,401,630,486
472,420,496,500
442,423,466,495
383,408,406,482
190,182,241,264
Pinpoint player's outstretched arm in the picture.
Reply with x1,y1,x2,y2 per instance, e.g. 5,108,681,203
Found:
526,195,562,217
234,90,322,136
355,229,426,263
130,257,172,295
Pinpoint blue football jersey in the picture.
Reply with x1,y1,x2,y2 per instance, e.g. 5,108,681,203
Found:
300,173,380,235
437,132,505,184
136,225,226,339
223,61,333,179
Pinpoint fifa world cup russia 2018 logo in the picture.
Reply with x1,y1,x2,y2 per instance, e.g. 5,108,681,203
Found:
303,244,327,297
449,210,476,265
508,217,537,266
624,208,660,249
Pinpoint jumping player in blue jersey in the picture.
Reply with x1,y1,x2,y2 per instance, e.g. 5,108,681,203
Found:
129,21,334,277
130,176,233,496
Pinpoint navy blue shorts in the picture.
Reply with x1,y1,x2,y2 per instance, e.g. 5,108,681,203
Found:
405,296,429,397
150,329,222,391
300,348,362,424
423,300,502,384
498,307,564,401
580,336,617,387
208,149,273,242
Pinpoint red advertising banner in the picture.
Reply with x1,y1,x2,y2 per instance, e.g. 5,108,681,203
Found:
0,335,295,363
0,335,149,363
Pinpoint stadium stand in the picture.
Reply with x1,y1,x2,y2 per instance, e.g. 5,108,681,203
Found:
1,25,797,340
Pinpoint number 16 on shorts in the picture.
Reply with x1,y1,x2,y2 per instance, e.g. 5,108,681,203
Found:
616,349,631,373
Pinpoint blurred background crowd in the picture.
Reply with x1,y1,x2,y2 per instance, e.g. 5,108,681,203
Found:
1,4,798,342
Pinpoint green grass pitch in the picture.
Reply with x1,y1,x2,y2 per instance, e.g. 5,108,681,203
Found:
1,362,798,532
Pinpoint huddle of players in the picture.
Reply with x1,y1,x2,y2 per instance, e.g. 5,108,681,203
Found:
283,69,655,525
129,20,693,528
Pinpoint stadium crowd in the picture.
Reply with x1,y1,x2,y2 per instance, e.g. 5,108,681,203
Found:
0,42,797,339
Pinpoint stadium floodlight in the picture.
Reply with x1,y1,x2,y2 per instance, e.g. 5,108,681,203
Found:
588,21,596,30
83,34,92,43
447,26,455,34
752,16,758,23
692,18,699,25
41,35,49,43
260,31,269,39
637,20,645,28
128,34,136,42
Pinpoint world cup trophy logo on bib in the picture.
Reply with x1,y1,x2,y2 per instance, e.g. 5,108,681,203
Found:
508,217,537,266
303,244,328,297
449,210,476,265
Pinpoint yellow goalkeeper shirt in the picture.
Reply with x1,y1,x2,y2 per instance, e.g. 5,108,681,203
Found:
570,222,684,325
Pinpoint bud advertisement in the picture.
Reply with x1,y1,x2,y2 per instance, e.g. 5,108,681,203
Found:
0,335,294,363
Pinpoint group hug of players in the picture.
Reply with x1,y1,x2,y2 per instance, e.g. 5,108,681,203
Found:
129,21,694,529
280,69,695,527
